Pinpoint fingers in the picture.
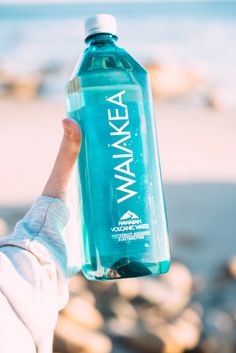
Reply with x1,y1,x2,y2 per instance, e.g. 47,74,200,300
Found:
42,118,82,201
62,118,82,155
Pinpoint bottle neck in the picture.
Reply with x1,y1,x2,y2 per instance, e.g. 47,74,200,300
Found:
85,33,118,46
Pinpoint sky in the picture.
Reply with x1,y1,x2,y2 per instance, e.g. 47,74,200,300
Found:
0,0,227,4
0,0,164,4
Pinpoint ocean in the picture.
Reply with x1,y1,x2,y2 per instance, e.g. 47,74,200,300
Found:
0,1,236,104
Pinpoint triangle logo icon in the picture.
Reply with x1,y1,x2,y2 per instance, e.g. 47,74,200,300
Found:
120,210,139,220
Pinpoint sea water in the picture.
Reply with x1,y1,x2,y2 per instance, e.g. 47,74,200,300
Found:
2,2,236,107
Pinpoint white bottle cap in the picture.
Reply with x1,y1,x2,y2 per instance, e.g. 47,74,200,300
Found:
85,14,117,40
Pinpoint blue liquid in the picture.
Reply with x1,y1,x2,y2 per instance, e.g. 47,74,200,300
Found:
66,33,170,280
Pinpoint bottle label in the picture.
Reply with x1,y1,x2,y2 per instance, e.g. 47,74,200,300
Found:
107,89,137,203
111,210,151,247
76,85,166,262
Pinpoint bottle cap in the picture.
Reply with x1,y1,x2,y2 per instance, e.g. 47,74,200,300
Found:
85,14,117,40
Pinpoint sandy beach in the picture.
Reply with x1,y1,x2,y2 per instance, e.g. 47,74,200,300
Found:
0,98,235,205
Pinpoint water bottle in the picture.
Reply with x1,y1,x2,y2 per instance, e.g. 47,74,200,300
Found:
66,14,171,280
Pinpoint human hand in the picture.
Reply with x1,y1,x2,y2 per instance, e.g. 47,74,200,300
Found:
42,118,81,202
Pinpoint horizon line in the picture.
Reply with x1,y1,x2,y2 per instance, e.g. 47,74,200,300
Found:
0,0,234,5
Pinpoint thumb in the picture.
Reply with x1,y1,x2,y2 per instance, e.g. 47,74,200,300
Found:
42,118,82,201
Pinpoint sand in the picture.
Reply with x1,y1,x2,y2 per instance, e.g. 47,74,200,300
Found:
0,98,236,206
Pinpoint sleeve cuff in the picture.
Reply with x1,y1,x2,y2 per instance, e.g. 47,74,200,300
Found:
0,196,70,275
23,196,70,234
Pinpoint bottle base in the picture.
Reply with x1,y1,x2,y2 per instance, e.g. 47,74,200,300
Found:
82,258,171,281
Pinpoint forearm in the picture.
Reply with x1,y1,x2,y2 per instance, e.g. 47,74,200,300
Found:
0,196,70,352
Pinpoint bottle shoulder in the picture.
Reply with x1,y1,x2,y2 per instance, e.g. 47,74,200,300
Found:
67,44,149,94
70,45,147,79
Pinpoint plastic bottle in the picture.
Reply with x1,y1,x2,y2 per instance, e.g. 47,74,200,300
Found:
66,14,171,280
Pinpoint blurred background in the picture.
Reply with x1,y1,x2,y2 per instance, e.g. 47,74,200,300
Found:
0,1,236,353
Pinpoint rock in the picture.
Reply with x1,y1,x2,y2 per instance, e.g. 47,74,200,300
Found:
106,317,137,337
145,63,202,100
39,62,63,75
205,309,234,333
62,296,103,330
116,278,139,299
0,69,43,99
204,91,229,111
114,328,164,353
111,298,138,320
226,256,236,279
0,218,8,237
233,309,236,322
68,274,87,294
79,289,96,305
137,262,192,316
192,274,207,294
68,274,97,305
213,311,234,332
88,279,115,294
189,302,204,318
199,336,234,353
164,262,193,294
55,314,112,353
150,309,201,353
199,308,236,353
139,307,166,329
181,307,202,327
13,74,43,99
199,337,219,353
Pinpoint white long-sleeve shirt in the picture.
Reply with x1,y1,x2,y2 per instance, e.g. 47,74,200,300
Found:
0,196,70,353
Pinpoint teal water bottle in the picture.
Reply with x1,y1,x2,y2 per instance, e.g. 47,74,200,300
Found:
66,14,171,280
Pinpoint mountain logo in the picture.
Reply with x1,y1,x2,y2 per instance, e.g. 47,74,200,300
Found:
120,210,139,220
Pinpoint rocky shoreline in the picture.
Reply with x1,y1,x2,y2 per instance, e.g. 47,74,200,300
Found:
0,61,233,111
1,213,236,353
54,259,236,353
